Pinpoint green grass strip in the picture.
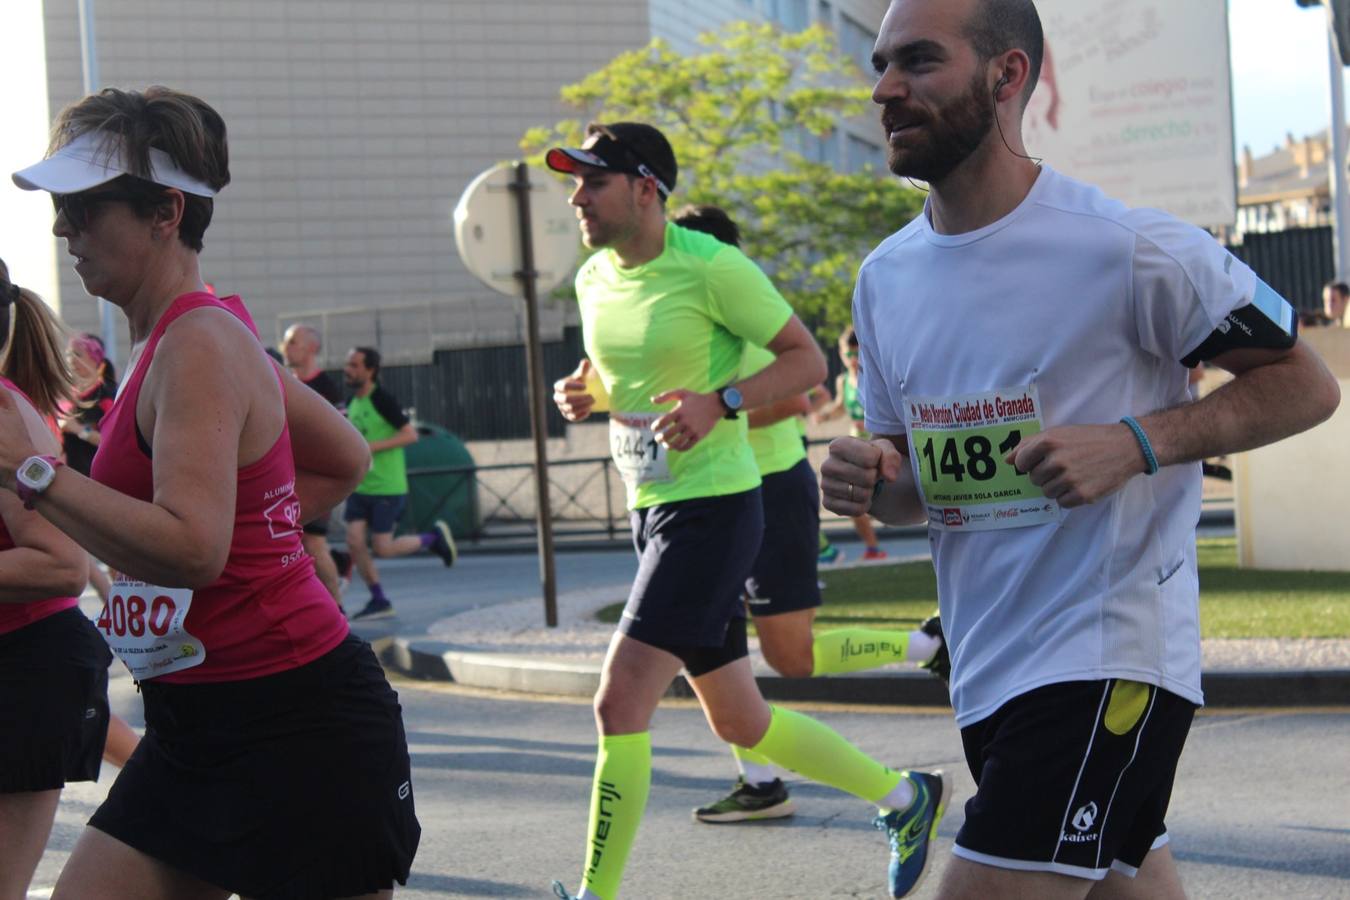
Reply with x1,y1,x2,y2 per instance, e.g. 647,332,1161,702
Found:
596,538,1350,638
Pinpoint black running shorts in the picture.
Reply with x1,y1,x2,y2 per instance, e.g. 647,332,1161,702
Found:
745,458,822,617
0,607,111,793
955,679,1196,880
621,488,763,647
89,635,421,900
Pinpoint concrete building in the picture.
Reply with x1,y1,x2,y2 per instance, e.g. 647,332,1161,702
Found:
1233,130,1340,238
30,0,885,366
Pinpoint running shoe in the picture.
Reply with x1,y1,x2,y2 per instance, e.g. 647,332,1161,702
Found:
431,520,458,567
693,777,796,823
874,770,950,899
350,598,395,621
918,614,950,685
862,546,889,561
818,542,842,565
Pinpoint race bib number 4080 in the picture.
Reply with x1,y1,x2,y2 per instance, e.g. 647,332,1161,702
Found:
904,384,1061,532
96,578,204,679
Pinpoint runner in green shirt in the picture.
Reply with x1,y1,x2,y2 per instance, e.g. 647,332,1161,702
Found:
342,346,457,620
815,326,889,559
546,123,947,900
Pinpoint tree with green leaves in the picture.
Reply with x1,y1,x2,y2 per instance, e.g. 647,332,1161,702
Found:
520,21,924,337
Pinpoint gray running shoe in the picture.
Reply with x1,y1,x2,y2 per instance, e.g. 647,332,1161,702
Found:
351,598,395,621
693,777,796,823
431,520,458,567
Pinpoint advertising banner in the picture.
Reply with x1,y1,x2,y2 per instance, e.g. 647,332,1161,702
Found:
1032,0,1237,228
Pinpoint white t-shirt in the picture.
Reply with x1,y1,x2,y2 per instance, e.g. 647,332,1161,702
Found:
853,166,1255,726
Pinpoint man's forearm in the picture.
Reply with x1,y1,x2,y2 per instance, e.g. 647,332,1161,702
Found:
1143,344,1339,468
735,345,827,412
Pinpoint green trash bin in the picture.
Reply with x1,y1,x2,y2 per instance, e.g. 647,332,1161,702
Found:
399,422,477,539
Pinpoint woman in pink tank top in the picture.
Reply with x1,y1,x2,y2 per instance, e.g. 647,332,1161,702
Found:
0,260,116,900
3,88,420,899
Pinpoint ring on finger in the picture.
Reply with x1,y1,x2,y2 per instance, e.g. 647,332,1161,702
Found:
848,483,855,501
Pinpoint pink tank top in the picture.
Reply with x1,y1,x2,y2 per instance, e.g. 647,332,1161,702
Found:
90,292,348,682
0,376,79,636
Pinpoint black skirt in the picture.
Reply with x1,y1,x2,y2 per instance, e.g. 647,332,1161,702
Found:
0,607,112,793
89,634,421,899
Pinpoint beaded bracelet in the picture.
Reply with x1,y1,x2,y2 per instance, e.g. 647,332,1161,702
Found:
1120,416,1159,475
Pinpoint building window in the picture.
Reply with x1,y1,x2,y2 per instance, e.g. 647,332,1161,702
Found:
840,13,876,73
767,0,809,31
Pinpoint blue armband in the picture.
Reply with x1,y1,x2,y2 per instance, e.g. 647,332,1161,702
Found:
1120,416,1159,475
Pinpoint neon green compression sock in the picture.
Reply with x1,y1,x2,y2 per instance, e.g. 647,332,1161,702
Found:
748,705,903,806
578,732,651,900
812,627,924,675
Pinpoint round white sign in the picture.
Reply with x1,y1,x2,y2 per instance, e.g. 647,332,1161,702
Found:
453,162,579,299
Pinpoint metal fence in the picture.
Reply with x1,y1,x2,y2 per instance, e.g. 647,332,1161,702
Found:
1227,225,1333,314
406,455,628,544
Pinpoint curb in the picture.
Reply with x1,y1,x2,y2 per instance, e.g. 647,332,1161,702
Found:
376,638,1350,708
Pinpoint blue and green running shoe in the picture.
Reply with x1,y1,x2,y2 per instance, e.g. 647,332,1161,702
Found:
874,769,950,898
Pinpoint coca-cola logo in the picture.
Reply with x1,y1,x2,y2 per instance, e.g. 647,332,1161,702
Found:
943,508,963,527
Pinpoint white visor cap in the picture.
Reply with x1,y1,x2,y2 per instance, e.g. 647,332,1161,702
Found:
12,129,218,197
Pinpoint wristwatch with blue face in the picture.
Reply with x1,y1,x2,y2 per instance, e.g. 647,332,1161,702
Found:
716,385,743,420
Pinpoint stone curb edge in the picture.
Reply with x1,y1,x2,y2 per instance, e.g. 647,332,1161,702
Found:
376,638,1350,708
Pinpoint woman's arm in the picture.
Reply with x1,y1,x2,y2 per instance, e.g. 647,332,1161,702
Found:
0,312,249,588
0,391,88,602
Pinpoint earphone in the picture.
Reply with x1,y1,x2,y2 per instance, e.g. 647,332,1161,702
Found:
995,74,1010,96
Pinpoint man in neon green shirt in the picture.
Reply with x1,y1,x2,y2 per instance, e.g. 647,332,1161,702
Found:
342,345,456,620
671,204,949,830
546,123,948,900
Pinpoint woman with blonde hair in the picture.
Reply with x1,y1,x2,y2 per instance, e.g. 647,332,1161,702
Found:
5,86,420,899
0,258,108,900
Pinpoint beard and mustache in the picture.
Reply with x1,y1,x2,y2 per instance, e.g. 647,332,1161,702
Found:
882,70,996,184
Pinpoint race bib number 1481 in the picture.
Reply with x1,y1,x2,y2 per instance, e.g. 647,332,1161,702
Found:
904,384,1061,532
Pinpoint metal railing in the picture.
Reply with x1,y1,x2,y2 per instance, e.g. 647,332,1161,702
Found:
407,440,1237,546
406,455,627,544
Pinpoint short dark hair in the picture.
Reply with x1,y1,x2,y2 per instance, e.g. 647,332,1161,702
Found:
672,204,741,248
50,86,229,253
353,346,381,377
964,0,1045,104
1325,280,1350,298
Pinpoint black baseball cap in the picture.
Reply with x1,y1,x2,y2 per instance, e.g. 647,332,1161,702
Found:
545,122,678,199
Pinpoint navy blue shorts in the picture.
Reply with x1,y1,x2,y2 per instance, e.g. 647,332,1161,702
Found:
621,488,764,647
745,458,822,617
344,493,407,534
955,680,1195,880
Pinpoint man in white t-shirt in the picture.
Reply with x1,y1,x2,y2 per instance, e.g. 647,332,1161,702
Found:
821,1,1341,898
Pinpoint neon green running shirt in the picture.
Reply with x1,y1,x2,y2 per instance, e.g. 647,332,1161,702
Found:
741,341,808,477
576,223,793,509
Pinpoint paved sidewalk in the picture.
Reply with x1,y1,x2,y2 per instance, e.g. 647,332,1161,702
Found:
356,518,1350,707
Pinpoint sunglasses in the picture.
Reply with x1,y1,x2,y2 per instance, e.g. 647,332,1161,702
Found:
843,350,859,359
51,188,142,232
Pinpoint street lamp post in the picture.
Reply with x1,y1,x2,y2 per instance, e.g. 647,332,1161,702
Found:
77,0,119,367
